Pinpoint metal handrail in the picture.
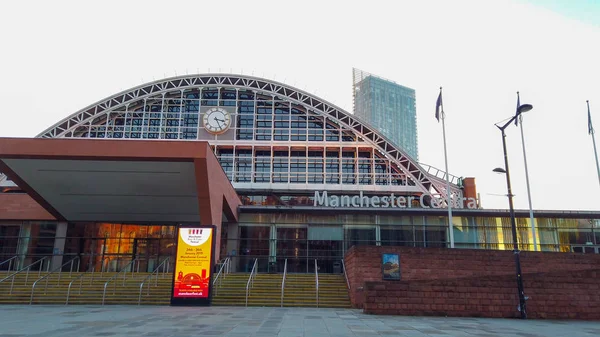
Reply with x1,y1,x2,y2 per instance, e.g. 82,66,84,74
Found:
90,256,111,283
163,258,170,277
66,257,110,305
315,259,319,308
245,258,258,307
0,256,49,294
138,257,170,305
102,259,139,305
0,256,19,272
280,259,287,307
30,257,79,304
212,257,231,295
341,259,350,290
87,256,110,272
212,257,231,285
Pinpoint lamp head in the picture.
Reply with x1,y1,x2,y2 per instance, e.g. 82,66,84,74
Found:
493,167,507,174
518,104,533,114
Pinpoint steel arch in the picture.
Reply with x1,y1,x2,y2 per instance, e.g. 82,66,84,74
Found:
37,73,461,200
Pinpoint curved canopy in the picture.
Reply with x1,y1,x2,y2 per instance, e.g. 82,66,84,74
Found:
38,74,461,200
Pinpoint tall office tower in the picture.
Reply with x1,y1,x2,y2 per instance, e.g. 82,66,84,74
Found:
352,68,418,160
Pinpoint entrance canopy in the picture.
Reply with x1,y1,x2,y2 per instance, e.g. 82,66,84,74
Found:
0,138,240,225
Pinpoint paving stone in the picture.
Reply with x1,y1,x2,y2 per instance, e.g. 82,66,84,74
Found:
0,305,599,336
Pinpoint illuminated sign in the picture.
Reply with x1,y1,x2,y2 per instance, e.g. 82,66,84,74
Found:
171,226,215,306
313,191,478,209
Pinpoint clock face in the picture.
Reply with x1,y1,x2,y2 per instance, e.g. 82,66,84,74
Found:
202,107,231,134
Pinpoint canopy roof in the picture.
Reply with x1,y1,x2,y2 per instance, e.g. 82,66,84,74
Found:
0,138,240,224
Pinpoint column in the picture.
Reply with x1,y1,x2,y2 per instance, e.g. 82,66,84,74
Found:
51,222,68,270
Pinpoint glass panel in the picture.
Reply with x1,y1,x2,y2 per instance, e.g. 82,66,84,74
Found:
238,226,270,273
344,226,376,250
235,149,252,182
276,227,307,273
308,226,343,241
380,226,414,247
0,223,21,268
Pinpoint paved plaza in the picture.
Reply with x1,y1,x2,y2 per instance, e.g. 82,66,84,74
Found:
0,305,599,337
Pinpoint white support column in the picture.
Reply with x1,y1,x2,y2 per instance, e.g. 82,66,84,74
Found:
51,222,68,270
16,222,32,269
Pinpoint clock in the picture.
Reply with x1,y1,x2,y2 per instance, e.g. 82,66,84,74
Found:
202,107,232,134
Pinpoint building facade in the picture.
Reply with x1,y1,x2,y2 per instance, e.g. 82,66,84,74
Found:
1,74,599,275
352,68,418,160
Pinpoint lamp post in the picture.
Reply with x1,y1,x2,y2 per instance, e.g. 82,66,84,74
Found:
494,102,532,319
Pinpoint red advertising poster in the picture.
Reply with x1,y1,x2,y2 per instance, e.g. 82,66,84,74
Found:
173,227,213,298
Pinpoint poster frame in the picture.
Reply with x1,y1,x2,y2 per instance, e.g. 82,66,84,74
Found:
170,224,216,306
381,253,401,281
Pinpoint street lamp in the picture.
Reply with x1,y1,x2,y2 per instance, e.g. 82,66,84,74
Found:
494,102,532,319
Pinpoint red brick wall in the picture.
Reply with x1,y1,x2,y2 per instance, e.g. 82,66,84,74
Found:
345,246,600,319
0,194,55,221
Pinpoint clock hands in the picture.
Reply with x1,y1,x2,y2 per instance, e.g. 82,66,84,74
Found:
214,117,225,128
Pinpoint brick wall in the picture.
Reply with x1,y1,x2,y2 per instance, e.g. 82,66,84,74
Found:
344,246,600,319
0,194,55,221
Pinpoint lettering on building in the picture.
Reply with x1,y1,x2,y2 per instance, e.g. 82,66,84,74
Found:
313,191,478,209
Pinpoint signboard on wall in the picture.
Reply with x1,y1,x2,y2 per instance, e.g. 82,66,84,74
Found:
170,225,215,306
382,253,401,280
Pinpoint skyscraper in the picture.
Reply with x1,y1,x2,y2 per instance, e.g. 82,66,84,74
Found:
352,68,418,160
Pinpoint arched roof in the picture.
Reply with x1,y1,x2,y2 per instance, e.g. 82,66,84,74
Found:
37,73,461,199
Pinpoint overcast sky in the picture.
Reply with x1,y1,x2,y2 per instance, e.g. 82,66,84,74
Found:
1,0,599,211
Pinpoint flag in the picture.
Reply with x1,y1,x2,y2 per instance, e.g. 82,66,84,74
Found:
435,88,443,122
515,92,521,126
588,100,594,135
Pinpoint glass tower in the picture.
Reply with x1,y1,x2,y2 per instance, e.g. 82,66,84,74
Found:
353,68,418,160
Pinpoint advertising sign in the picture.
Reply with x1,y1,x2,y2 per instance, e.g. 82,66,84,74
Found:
382,253,401,280
170,226,215,306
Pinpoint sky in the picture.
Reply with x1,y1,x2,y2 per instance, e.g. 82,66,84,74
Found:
0,0,599,211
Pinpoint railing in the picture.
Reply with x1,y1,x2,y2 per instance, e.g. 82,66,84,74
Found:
0,256,49,295
0,256,18,272
29,257,79,304
341,259,350,290
315,259,319,308
66,257,110,305
280,259,287,307
87,256,111,273
138,257,170,305
245,258,258,307
212,257,231,295
102,259,140,305
419,162,462,185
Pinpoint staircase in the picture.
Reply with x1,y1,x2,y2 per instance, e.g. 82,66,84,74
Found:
212,272,351,308
316,274,351,308
1,270,351,308
283,274,318,307
0,271,171,305
211,273,249,306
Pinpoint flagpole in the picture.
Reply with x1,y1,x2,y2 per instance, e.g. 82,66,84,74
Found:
440,87,455,248
588,100,600,186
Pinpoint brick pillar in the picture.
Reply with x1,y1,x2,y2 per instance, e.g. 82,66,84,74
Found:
462,177,478,208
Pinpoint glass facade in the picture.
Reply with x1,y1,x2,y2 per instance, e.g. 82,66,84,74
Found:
0,222,177,272
353,68,418,160
58,86,419,191
3,213,598,273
